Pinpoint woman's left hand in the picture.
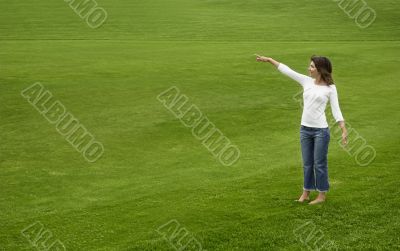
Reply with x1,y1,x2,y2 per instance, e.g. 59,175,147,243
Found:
341,131,348,146
338,121,348,146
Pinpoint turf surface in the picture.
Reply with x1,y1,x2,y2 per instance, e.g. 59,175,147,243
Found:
1,0,399,250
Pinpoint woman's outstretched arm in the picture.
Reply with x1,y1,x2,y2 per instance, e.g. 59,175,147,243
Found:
255,54,310,86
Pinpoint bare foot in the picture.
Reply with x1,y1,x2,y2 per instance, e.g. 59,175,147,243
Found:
295,191,310,202
309,199,325,205
309,194,326,205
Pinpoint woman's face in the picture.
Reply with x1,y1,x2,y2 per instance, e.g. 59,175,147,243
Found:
308,61,319,78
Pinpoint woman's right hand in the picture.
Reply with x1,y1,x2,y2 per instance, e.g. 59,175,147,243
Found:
255,54,270,63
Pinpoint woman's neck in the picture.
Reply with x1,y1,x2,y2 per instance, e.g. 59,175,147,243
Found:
314,76,327,86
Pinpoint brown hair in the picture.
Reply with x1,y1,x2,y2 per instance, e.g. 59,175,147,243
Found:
311,55,334,85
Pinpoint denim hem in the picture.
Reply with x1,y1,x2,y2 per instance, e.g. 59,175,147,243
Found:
303,187,329,192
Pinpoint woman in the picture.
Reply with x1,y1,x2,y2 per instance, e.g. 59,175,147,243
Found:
255,55,348,205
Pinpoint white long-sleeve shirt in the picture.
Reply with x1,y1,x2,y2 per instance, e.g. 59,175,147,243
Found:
277,63,344,128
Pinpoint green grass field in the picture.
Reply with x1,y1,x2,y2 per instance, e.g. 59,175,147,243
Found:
1,0,399,250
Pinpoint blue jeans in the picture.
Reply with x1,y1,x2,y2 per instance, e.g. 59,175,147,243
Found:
300,125,330,192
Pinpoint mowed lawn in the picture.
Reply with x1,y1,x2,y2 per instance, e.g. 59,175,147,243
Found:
1,0,399,250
